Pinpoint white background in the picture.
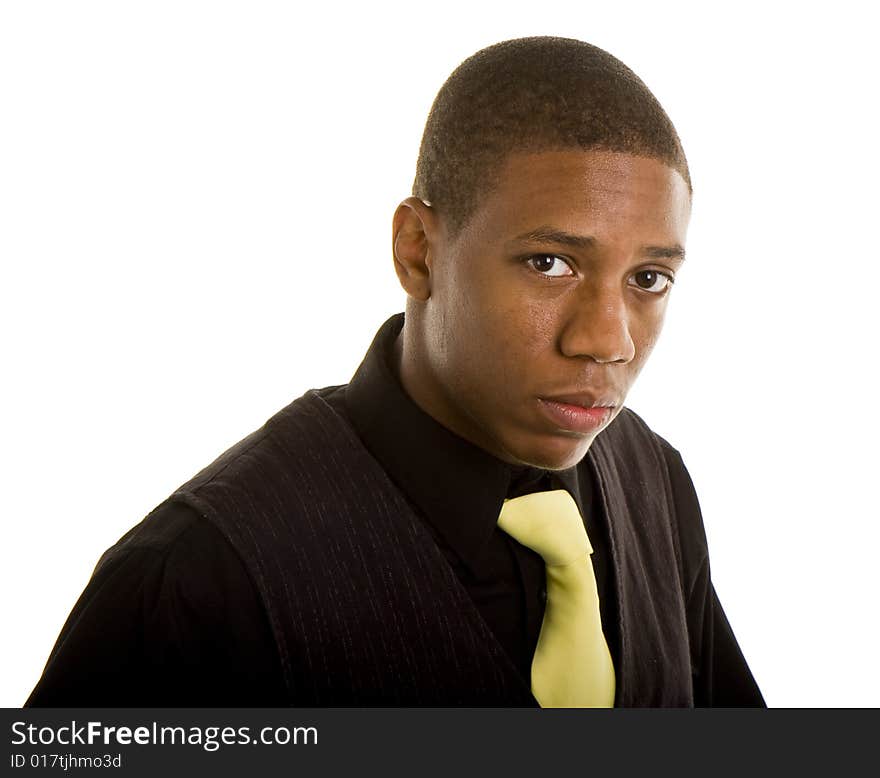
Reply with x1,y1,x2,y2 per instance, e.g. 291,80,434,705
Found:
2,1,877,708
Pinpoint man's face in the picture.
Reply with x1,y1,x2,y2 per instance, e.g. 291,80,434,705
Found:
413,149,691,471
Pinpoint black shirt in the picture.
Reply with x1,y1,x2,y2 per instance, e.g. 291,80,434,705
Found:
26,314,764,707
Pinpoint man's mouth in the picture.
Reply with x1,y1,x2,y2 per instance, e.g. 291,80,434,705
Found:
536,396,616,434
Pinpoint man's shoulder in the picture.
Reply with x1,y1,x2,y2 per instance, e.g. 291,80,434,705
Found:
94,387,353,576
94,499,244,579
140,384,386,566
176,386,353,495
93,386,354,560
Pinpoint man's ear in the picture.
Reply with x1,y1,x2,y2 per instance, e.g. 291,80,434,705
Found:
392,197,441,302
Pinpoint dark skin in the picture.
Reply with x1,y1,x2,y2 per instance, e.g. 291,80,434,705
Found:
392,150,691,471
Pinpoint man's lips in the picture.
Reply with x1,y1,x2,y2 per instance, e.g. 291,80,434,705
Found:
536,395,617,434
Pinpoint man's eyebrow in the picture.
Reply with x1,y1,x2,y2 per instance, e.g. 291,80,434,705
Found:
512,226,596,249
513,225,686,262
643,244,686,262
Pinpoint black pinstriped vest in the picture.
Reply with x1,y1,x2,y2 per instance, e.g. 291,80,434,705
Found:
171,389,693,706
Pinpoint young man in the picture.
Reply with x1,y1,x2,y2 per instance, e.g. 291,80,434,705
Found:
27,37,764,707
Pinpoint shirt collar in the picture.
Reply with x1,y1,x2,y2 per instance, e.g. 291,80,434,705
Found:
344,313,581,575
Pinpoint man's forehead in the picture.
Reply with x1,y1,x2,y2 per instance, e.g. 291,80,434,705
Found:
495,149,690,196
468,149,691,242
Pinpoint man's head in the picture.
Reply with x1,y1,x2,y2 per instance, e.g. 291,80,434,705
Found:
392,37,692,470
413,36,691,238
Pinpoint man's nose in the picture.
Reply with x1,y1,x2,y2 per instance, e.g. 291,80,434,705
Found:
557,284,636,364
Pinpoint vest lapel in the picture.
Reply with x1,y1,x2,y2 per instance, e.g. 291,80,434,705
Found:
588,411,694,706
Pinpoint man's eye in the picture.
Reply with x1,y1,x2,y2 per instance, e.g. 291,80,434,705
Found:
629,269,674,294
527,255,573,277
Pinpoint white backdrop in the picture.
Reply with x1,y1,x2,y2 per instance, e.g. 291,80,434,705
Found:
2,1,877,708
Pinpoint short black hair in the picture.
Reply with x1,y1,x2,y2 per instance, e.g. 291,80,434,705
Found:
413,36,691,236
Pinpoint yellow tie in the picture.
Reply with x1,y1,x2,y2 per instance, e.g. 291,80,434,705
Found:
497,489,615,708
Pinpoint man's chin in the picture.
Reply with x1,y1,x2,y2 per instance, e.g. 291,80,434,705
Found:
503,432,596,472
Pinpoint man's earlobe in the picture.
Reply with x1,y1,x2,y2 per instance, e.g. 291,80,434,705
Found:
392,197,437,302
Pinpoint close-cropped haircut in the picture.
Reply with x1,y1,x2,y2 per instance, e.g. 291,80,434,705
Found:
413,36,691,236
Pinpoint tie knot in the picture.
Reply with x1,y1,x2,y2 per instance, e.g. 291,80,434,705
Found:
497,489,592,566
